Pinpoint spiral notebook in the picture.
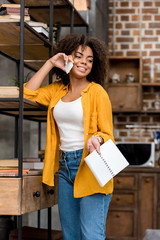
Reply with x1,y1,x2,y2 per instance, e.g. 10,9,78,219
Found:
85,139,129,187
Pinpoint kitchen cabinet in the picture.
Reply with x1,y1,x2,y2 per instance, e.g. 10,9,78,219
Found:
105,56,143,113
106,167,160,240
105,56,160,114
107,83,141,112
0,175,58,215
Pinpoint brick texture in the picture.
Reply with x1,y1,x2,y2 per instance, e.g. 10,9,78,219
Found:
109,0,160,83
109,0,160,143
113,114,158,143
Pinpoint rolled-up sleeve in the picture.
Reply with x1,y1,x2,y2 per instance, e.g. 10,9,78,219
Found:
23,82,56,106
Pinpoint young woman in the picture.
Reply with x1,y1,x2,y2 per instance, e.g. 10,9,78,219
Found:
24,34,115,240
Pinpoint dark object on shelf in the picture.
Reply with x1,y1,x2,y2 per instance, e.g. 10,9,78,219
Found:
125,73,135,83
116,142,155,167
53,22,61,43
9,226,63,240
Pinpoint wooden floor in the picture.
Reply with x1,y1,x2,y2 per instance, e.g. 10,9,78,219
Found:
9,226,63,240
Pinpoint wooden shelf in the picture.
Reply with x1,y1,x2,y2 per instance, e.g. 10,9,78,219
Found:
0,22,51,71
0,0,88,70
108,56,141,60
107,56,142,84
113,110,141,114
107,82,140,87
0,0,61,223
142,109,160,114
105,56,143,113
112,110,160,114
142,83,160,87
0,98,47,121
9,0,88,26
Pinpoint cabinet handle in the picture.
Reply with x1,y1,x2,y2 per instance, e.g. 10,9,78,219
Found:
116,179,121,184
47,189,54,195
119,104,124,108
116,197,120,202
115,214,120,218
33,191,40,198
145,178,151,183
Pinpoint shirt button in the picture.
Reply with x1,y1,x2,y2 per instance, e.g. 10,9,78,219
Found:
86,133,88,135
85,118,87,121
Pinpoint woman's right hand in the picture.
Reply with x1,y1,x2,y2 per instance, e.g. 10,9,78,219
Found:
49,53,74,72
25,53,73,91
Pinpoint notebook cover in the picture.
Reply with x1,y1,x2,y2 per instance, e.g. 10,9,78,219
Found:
84,139,129,187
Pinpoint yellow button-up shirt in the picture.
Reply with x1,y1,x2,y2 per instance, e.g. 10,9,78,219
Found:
24,81,114,198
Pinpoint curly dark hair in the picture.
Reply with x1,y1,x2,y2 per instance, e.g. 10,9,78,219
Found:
53,34,108,85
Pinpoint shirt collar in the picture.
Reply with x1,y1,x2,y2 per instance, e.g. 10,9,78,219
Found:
62,83,69,91
62,81,95,93
82,82,94,93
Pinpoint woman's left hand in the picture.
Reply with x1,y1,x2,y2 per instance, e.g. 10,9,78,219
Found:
87,136,102,154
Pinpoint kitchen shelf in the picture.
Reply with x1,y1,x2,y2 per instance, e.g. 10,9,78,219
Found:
9,0,88,27
0,22,51,71
105,56,143,113
107,56,142,84
142,83,160,87
141,110,160,114
0,98,47,121
107,83,140,87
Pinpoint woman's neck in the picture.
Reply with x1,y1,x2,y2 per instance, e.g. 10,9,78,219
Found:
62,78,90,102
69,77,89,93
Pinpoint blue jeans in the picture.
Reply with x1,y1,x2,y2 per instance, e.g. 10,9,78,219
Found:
58,149,111,240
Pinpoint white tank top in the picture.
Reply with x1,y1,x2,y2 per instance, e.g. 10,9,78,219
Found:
53,97,84,151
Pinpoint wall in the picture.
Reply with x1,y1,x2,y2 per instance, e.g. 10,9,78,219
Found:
88,0,109,43
108,0,160,152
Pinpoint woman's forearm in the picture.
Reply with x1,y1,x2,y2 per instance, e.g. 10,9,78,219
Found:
25,53,73,91
25,60,54,91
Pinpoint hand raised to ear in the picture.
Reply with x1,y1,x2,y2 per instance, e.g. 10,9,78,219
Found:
49,53,74,72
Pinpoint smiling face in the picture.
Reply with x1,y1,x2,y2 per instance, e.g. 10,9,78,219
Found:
70,45,93,80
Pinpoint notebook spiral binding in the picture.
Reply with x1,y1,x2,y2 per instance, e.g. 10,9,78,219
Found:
99,153,115,177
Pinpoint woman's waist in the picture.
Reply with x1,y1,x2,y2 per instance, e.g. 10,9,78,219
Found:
61,148,84,158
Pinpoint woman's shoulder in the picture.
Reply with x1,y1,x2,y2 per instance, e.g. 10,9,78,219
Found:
89,82,111,103
89,82,107,95
49,79,66,91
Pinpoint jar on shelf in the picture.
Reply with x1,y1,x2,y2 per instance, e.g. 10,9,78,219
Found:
154,93,160,110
